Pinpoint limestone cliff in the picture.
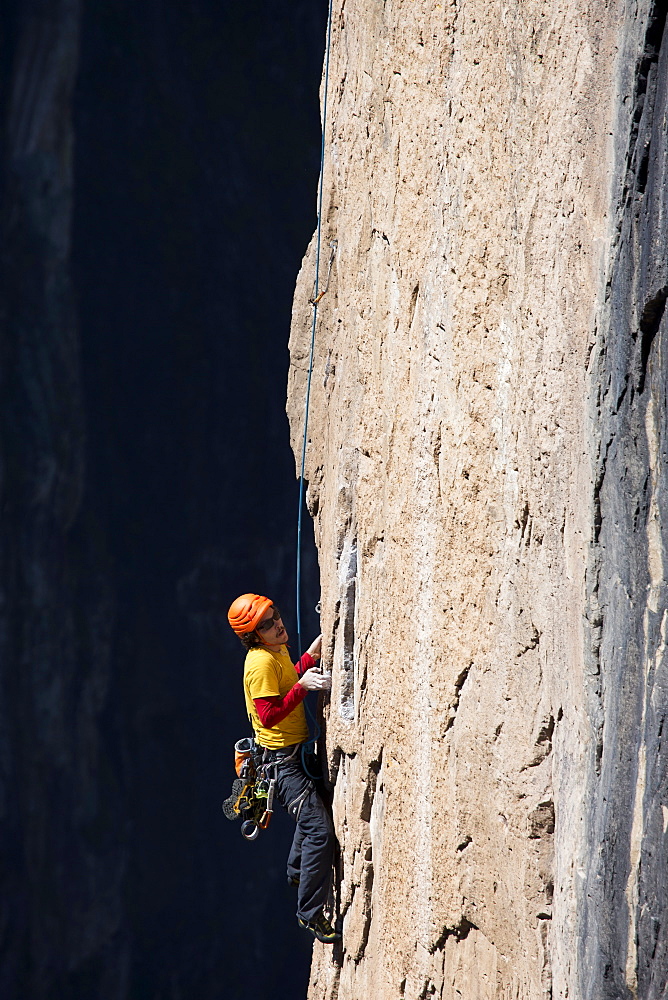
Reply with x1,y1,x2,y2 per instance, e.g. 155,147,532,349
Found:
288,2,668,998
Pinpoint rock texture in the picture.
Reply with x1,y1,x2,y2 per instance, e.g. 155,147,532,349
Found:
288,2,668,998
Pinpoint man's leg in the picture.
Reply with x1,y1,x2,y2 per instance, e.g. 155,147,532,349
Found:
276,756,334,922
293,784,334,922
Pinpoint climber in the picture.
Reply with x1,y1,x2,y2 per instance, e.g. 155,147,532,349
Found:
228,593,341,944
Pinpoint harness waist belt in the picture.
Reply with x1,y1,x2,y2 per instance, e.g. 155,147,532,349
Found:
263,743,302,762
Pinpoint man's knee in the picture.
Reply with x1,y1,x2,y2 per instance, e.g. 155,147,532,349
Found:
299,791,333,838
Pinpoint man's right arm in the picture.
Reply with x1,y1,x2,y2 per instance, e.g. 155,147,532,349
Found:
254,685,308,728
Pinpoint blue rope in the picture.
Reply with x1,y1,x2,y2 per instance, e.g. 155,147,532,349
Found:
296,0,335,662
296,0,335,777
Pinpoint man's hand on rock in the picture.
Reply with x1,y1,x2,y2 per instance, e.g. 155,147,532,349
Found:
299,669,331,692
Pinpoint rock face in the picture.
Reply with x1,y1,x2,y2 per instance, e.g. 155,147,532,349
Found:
288,2,668,998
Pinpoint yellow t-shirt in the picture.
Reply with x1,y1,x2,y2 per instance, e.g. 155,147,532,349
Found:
243,645,309,749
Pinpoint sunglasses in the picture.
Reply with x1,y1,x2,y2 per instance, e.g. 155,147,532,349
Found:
256,607,282,633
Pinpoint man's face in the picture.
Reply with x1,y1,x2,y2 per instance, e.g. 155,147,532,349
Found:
255,606,288,647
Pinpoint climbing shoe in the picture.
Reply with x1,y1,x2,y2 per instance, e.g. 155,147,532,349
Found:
287,875,300,888
298,910,341,944
222,778,244,821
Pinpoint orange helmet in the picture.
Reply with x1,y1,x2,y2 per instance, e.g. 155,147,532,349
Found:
228,593,273,635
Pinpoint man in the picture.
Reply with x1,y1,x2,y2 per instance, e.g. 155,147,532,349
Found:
228,592,341,944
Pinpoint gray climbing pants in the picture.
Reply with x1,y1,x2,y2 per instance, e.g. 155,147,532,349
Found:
269,745,334,923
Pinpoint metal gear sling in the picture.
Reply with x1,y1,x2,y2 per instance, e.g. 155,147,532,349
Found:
222,738,306,840
222,738,277,841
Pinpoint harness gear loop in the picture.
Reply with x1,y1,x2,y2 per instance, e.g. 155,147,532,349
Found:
258,776,277,829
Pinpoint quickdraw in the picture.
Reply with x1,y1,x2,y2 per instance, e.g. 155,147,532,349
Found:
308,240,338,306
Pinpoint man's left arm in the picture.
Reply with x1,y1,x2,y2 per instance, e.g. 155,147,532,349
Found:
296,634,322,675
295,652,316,676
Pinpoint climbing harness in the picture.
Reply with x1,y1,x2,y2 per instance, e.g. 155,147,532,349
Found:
223,737,319,839
296,0,335,661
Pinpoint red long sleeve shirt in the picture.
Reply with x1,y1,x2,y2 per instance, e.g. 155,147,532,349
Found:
253,652,315,729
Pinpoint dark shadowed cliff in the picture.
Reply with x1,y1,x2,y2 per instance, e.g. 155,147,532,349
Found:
1,1,324,997
582,6,668,997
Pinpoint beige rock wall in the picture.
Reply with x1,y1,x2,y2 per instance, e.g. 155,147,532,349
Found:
288,2,631,997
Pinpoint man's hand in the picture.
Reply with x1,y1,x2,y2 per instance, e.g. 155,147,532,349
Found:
299,669,332,692
306,634,322,661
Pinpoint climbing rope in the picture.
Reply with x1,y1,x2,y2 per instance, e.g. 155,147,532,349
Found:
296,0,336,661
295,0,336,779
